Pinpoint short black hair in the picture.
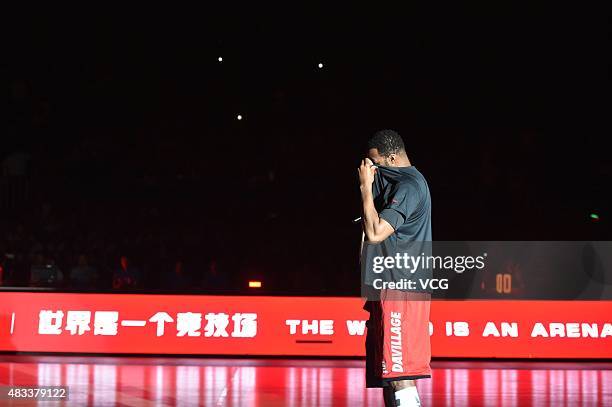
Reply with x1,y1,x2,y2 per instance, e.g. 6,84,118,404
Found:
367,129,405,157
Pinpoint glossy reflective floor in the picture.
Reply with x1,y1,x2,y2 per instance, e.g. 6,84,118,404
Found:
0,356,610,406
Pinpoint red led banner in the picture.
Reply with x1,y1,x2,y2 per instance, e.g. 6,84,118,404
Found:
0,293,610,358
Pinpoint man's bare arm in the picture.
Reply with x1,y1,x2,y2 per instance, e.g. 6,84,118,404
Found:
360,184,395,243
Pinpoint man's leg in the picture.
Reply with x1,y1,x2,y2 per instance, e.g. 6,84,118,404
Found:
383,385,397,407
390,379,420,406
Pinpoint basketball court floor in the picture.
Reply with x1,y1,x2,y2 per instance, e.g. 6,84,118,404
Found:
0,355,610,406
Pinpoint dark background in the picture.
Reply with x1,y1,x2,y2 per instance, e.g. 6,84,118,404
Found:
3,11,609,295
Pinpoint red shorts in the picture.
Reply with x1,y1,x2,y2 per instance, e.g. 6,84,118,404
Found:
365,290,432,387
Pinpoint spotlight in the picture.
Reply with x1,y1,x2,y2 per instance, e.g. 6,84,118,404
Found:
248,280,262,288
218,57,223,62
318,63,323,69
237,114,243,121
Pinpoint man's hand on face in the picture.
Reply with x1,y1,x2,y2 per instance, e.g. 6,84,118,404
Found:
358,158,377,189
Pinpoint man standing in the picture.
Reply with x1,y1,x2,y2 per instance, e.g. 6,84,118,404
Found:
358,130,432,407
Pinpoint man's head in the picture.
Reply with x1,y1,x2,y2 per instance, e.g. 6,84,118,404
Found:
367,129,410,167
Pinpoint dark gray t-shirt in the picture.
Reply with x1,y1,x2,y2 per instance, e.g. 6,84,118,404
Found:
375,166,432,244
362,165,432,294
